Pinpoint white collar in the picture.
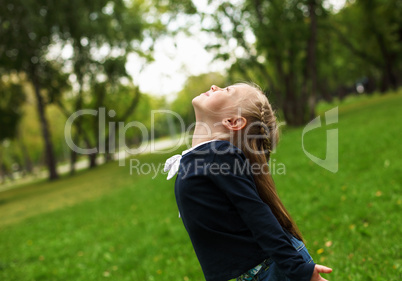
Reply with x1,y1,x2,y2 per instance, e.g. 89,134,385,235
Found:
164,139,219,180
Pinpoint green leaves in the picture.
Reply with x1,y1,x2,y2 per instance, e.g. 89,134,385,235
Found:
0,81,25,140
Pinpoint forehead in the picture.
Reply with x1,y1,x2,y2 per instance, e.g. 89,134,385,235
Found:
232,84,258,99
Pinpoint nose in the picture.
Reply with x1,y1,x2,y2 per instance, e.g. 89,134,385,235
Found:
210,85,220,91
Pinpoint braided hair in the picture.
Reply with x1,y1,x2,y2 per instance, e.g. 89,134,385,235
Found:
228,83,303,242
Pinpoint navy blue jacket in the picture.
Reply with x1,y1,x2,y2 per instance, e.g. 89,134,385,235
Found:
174,140,315,281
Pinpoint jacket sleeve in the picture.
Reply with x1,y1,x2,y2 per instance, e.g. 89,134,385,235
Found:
208,142,315,281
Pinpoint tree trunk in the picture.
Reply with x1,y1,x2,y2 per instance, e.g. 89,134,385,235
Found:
0,148,4,184
280,48,309,126
88,153,97,168
375,32,398,91
104,152,114,162
70,149,77,175
282,100,305,127
104,135,115,163
83,137,97,169
18,131,34,174
362,0,399,91
31,72,59,180
306,0,318,120
300,0,318,123
69,133,79,175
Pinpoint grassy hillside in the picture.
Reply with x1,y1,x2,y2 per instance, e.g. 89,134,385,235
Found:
0,91,401,281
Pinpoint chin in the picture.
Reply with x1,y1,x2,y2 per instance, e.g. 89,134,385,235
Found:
192,95,202,105
192,97,206,114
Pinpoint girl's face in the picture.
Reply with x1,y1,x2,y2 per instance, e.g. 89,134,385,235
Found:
192,84,250,117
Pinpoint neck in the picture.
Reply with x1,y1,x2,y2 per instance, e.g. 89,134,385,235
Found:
191,118,225,147
191,123,214,147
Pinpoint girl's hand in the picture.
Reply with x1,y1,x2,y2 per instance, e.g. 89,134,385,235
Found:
310,264,333,281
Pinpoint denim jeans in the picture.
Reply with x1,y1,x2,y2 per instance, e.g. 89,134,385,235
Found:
237,236,314,281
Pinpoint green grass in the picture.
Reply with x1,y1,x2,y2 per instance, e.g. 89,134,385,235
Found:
1,90,402,280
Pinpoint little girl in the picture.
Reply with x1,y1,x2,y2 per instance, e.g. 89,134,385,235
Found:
164,83,332,281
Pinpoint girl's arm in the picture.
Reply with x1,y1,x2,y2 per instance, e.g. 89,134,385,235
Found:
208,141,325,281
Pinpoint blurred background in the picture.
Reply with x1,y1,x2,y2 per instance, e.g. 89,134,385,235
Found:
1,0,400,183
0,0,401,280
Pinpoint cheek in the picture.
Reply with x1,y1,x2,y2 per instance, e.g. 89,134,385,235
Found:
208,96,228,109
193,95,231,114
211,99,237,113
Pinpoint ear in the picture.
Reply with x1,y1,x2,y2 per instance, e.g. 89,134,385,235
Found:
222,116,247,131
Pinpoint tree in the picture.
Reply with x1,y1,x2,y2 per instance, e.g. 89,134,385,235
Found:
201,0,327,126
0,79,25,182
0,80,25,141
0,0,197,177
51,0,144,170
0,0,73,180
54,0,196,171
329,0,402,91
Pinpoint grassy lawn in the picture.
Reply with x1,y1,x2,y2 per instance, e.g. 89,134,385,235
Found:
0,91,401,280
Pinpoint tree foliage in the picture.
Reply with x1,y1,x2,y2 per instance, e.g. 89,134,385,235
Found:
199,0,401,125
0,0,197,177
329,0,402,91
171,72,227,127
0,80,25,141
201,0,326,125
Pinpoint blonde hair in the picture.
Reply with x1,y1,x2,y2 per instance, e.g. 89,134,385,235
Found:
213,82,303,241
